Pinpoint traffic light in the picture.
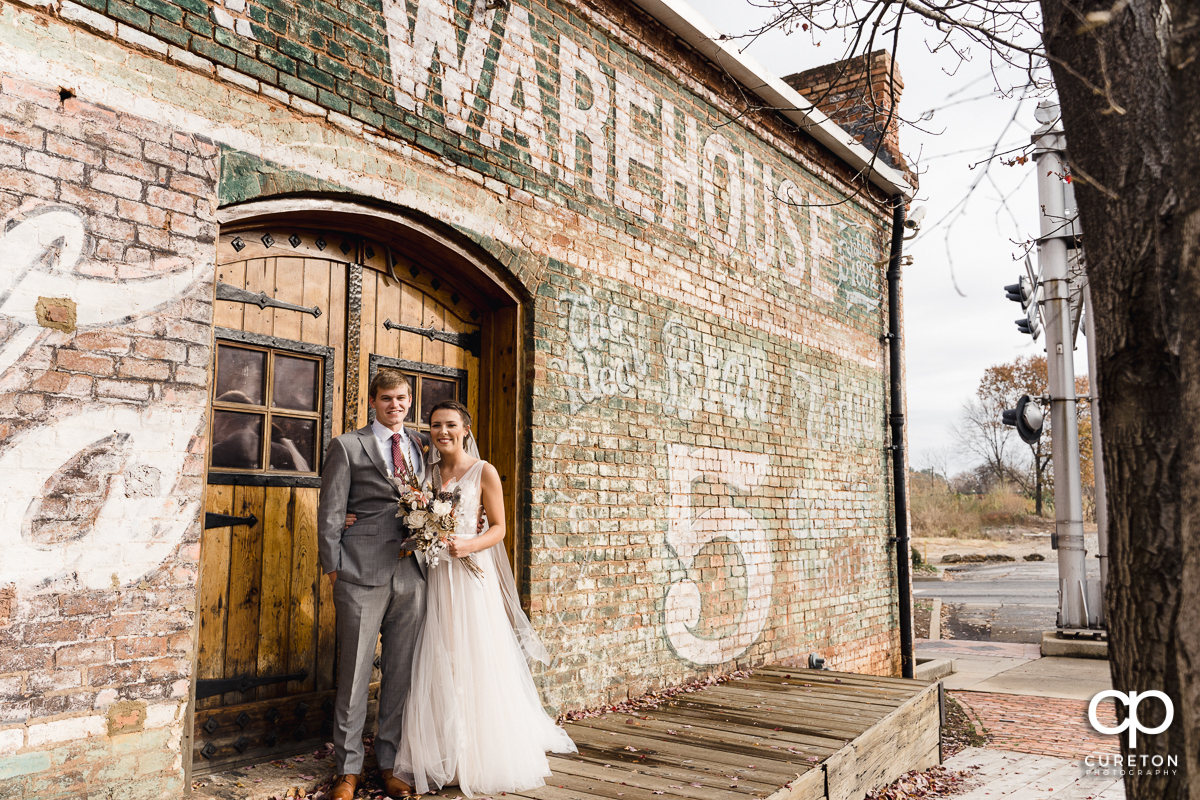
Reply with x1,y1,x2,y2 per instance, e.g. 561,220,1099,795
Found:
1002,394,1044,444
1006,274,1041,339
1016,301,1042,339
1005,276,1033,309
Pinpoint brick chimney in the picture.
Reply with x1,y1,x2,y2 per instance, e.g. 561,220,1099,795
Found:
784,50,914,185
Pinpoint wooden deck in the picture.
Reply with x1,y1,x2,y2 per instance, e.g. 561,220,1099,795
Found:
506,665,941,800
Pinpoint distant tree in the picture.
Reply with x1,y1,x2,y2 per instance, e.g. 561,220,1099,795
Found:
959,355,1093,516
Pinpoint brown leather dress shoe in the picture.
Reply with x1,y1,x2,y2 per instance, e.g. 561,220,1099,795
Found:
381,768,419,799
329,773,360,800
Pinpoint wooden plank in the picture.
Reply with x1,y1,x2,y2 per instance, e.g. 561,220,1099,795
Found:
541,769,765,800
256,486,293,701
565,725,799,787
223,485,265,706
376,268,402,358
300,258,331,347
487,306,520,573
213,261,246,331
242,258,274,337
271,257,306,342
315,560,337,692
327,260,347,436
715,681,908,710
289,487,320,695
757,667,924,691
358,269,378,425
549,757,749,800
422,296,445,366
195,484,234,711
673,695,881,738
556,754,790,800
614,709,844,757
706,684,905,713
399,282,423,362
579,715,823,775
824,682,940,800
650,705,850,752
747,672,920,699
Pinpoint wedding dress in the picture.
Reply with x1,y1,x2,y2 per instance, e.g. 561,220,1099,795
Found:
395,460,576,797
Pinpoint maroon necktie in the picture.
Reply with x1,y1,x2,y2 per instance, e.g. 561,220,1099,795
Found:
391,432,410,481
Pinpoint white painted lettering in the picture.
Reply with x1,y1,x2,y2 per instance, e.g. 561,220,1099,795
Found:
614,72,659,222
660,100,700,241
485,5,550,172
383,0,495,132
558,38,610,200
776,179,806,287
701,133,742,256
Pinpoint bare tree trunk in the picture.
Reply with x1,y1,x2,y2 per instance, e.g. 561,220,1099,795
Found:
1041,1,1197,796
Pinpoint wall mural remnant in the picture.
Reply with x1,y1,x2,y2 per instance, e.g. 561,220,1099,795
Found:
0,208,207,375
664,445,773,665
381,0,881,308
0,404,205,589
0,205,211,591
553,291,650,413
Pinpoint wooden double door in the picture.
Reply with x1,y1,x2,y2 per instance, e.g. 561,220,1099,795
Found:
192,223,516,771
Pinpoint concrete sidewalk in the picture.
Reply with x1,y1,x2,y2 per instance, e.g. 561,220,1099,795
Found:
917,639,1125,799
946,747,1125,799
917,638,1113,699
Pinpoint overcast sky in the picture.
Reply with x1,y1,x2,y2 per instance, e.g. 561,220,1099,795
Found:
685,1,1083,475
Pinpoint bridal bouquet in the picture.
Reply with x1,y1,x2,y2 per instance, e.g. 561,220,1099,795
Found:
395,482,484,578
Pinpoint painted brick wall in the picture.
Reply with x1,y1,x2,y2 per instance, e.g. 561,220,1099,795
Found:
0,76,218,799
0,0,908,793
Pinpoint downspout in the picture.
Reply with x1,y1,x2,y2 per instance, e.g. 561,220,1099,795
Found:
886,195,913,679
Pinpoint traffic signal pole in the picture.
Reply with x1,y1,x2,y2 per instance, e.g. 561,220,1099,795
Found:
1033,103,1089,629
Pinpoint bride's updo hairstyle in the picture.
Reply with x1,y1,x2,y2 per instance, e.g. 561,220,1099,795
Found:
428,399,472,428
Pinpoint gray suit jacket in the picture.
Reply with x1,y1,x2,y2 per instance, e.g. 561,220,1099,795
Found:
318,425,428,586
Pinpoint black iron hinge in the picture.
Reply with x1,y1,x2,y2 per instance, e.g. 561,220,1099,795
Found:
216,282,322,318
382,319,481,357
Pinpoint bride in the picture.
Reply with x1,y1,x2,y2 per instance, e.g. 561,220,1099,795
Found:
394,399,576,797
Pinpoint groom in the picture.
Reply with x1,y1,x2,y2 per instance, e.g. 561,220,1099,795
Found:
318,370,428,800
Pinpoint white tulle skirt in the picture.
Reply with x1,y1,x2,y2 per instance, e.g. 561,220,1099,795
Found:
395,539,576,797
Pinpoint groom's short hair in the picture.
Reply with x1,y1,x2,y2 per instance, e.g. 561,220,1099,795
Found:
369,369,412,400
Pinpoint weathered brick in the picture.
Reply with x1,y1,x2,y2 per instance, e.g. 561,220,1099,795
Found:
144,186,194,214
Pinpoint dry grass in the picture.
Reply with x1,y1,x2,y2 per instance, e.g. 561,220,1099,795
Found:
910,472,1034,538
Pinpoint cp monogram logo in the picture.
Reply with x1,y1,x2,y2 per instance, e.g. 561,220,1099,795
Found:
1088,690,1174,748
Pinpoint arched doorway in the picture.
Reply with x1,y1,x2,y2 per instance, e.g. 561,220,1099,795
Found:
190,200,524,771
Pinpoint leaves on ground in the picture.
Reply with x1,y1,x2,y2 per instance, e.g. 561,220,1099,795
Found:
864,765,978,799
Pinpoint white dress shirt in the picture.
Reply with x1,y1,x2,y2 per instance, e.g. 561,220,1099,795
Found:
371,419,420,478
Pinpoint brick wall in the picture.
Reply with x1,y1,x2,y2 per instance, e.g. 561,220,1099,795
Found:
784,50,913,181
0,0,909,794
0,76,217,799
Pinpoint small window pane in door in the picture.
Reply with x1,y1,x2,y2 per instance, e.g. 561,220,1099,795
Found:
272,355,319,411
269,417,316,472
420,378,458,424
216,345,266,406
211,411,264,469
404,374,418,424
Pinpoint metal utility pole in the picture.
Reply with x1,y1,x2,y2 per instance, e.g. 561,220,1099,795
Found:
1032,101,1089,630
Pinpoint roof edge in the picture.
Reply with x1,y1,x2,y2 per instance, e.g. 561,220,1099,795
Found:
628,0,915,200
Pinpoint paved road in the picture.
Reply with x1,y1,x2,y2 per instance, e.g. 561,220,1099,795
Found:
915,561,1103,643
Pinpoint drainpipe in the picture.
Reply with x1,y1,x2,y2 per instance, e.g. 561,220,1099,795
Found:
886,195,913,679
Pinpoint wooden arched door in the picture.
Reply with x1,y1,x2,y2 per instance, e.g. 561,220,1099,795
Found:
193,225,491,770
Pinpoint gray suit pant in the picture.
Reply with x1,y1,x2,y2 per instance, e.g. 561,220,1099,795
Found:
332,556,426,775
